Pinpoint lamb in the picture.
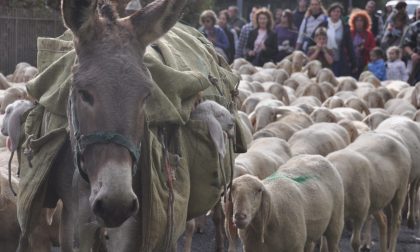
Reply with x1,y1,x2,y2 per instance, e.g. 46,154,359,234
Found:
248,101,285,131
319,81,335,98
233,137,291,179
240,92,277,114
327,131,411,252
385,98,416,117
316,68,339,87
322,96,345,109
2,100,35,152
302,60,322,78
336,76,358,92
344,98,370,116
310,107,338,123
1,86,30,114
362,111,390,130
190,100,234,157
276,59,293,75
363,91,385,108
260,82,290,104
229,155,344,252
288,123,351,156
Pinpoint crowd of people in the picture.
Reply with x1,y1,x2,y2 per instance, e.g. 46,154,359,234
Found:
198,0,420,85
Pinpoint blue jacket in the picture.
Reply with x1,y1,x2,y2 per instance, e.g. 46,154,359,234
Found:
368,59,387,81
199,26,230,50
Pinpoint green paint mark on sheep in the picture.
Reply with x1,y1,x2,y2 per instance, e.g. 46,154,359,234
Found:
264,171,315,184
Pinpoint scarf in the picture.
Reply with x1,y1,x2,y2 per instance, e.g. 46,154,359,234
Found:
327,18,341,50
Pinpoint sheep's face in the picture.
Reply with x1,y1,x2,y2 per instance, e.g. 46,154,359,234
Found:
254,107,277,131
230,175,264,229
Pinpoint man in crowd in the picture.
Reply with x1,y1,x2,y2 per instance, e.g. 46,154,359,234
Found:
402,19,420,84
228,6,247,36
235,6,260,59
293,0,308,29
365,0,384,44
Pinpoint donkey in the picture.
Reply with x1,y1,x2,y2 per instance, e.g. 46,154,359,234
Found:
60,0,188,250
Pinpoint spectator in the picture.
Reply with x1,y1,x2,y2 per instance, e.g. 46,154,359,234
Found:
274,8,284,26
296,0,327,53
218,10,237,63
319,2,356,76
384,5,394,22
235,6,260,59
386,46,409,81
381,11,409,49
275,9,298,61
228,6,247,35
199,10,230,60
368,47,387,81
293,0,308,30
385,1,409,28
349,9,376,77
245,8,278,66
402,20,420,85
411,6,420,23
365,1,384,44
307,27,334,68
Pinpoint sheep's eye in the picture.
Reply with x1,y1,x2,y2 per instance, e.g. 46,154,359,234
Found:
79,90,94,105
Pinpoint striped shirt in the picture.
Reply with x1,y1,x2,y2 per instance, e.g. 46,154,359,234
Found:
235,23,254,59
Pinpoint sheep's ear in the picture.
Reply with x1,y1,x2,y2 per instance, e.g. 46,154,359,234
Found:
259,186,271,243
362,101,370,116
62,0,98,42
127,0,187,46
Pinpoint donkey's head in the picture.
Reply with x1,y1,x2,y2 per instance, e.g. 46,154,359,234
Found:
63,0,186,227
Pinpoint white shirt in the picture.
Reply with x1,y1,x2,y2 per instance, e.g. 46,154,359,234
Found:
386,60,409,82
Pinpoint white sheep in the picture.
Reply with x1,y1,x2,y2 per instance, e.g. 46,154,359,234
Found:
229,155,344,252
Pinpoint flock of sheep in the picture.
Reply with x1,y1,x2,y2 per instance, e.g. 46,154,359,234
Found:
186,51,420,252
1,50,420,252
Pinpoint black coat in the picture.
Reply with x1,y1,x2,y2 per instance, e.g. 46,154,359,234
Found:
245,29,278,66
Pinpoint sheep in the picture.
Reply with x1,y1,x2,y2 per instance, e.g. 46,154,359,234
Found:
326,131,411,252
316,68,339,87
362,111,390,130
0,73,11,90
322,96,345,109
319,81,335,98
376,117,420,229
384,80,410,97
310,107,338,123
286,50,308,73
385,98,417,118
344,97,370,116
291,96,322,108
298,83,326,103
288,122,351,156
337,119,359,142
396,82,420,109
363,91,385,108
234,88,252,109
248,101,286,131
262,62,276,69
229,155,344,252
260,82,290,105
272,69,289,85
240,92,277,114
336,76,358,92
233,137,291,179
376,86,394,103
237,64,258,75
190,100,235,157
253,112,312,140
413,110,420,122
330,107,364,121
351,120,371,134
238,80,264,93
276,59,292,75
302,60,322,78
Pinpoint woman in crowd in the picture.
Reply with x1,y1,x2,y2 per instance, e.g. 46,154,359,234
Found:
199,10,230,60
320,3,356,76
218,10,237,63
275,9,298,61
411,6,420,23
245,8,278,66
381,11,409,49
296,0,327,52
349,9,376,77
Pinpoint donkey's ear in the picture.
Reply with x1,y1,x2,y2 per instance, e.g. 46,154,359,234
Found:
62,0,98,40
128,0,187,45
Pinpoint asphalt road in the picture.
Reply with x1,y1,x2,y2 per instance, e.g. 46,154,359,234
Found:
177,216,420,252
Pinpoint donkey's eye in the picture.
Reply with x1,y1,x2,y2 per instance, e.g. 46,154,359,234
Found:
79,90,94,105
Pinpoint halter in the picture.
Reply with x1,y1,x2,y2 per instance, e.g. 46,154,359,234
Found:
69,90,141,183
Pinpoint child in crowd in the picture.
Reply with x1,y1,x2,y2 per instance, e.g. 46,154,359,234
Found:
368,47,387,81
386,46,408,81
307,27,334,68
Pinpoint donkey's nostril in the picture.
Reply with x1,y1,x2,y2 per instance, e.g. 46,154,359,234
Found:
234,213,247,220
93,199,104,216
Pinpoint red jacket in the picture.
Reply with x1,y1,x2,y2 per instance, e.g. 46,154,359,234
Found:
351,30,376,65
